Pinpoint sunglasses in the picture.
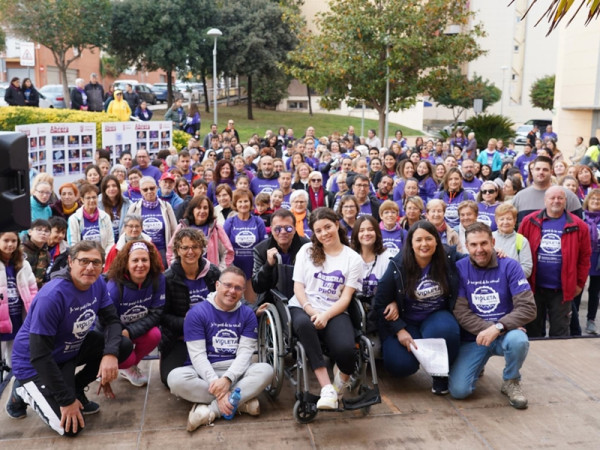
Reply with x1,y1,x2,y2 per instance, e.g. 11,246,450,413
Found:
481,189,497,195
273,225,294,234
142,187,156,192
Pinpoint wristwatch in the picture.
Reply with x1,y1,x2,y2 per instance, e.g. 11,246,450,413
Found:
495,322,505,333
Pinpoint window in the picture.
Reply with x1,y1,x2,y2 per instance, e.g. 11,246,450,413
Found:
288,101,306,110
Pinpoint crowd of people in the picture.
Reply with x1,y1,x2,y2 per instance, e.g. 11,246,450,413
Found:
3,121,600,436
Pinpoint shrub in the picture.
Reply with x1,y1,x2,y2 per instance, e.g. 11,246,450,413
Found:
172,130,189,150
0,106,120,147
464,114,515,147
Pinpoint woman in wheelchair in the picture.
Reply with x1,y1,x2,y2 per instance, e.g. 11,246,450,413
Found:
373,220,463,395
287,207,363,410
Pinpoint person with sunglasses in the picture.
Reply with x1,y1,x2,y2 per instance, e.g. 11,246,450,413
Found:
476,181,504,232
127,176,177,268
251,208,310,306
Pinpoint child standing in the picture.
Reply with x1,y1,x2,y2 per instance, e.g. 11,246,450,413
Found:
0,231,37,373
21,219,52,289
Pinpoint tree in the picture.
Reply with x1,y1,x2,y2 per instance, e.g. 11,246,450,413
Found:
512,0,600,35
286,0,485,142
220,0,301,119
530,74,555,111
109,0,216,107
0,0,111,107
430,72,501,122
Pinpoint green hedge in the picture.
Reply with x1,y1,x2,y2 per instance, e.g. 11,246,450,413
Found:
0,106,189,150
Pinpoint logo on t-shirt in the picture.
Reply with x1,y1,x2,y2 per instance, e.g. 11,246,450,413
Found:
82,227,101,241
471,286,500,314
143,217,163,232
383,241,400,256
445,205,458,221
314,270,345,293
478,214,492,226
235,230,257,248
259,186,274,195
540,232,561,254
121,305,148,324
72,309,96,339
212,329,239,354
415,278,443,301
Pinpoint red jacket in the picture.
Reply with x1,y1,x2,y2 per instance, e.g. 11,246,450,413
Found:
518,209,591,302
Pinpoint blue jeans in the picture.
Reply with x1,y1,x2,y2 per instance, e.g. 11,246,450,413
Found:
382,310,460,378
449,330,529,399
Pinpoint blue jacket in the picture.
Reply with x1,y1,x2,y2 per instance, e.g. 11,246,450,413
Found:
477,150,503,172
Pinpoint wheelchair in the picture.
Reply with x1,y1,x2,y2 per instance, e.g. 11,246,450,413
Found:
257,260,381,423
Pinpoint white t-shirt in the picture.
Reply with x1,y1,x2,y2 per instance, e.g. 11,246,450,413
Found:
289,243,363,313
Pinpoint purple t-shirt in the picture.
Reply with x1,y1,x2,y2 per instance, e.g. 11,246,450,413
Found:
250,176,280,196
477,203,499,231
81,216,101,242
134,165,162,184
185,278,210,305
12,275,113,380
183,300,257,364
111,206,120,242
515,153,536,181
457,256,530,340
462,178,482,197
536,214,566,289
381,227,406,257
358,201,373,218
281,192,292,210
404,265,447,322
418,177,438,204
223,215,267,277
440,190,474,228
1,264,23,341
141,204,167,250
107,276,165,325
393,179,407,202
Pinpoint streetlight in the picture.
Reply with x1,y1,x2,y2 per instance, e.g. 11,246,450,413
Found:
500,65,508,116
207,28,222,126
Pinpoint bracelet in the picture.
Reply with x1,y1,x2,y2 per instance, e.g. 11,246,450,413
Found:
302,302,311,312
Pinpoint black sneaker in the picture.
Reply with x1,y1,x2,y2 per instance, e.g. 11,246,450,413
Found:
76,390,100,415
432,376,449,395
5,379,27,419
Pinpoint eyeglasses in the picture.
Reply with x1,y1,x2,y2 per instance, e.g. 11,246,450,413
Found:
141,187,156,192
354,184,369,189
179,245,201,253
481,189,497,195
342,205,357,209
73,257,103,268
32,227,50,234
273,225,294,234
36,190,52,196
125,224,141,229
219,281,244,293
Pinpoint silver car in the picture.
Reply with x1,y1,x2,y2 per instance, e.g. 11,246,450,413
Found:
38,84,74,108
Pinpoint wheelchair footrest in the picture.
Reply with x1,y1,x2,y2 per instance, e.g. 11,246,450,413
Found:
342,386,381,411
296,391,320,405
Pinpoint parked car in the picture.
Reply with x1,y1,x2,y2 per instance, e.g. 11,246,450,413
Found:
0,83,8,107
514,120,552,146
442,121,466,135
112,81,157,105
38,84,75,109
0,82,51,108
152,82,181,103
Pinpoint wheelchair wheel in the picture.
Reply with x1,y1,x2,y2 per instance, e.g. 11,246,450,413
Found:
293,399,318,424
258,304,284,398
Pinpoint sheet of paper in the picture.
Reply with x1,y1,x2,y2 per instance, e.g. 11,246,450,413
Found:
410,338,449,377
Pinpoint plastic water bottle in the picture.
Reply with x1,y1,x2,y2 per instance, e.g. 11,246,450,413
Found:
222,387,241,420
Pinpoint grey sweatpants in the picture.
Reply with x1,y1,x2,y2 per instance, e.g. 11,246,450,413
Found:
167,362,273,416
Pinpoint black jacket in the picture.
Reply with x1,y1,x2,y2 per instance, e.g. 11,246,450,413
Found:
70,88,87,110
5,85,25,106
22,86,40,107
251,233,310,304
373,245,464,340
160,258,220,354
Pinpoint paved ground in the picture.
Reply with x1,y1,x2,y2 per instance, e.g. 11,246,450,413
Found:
1,336,600,449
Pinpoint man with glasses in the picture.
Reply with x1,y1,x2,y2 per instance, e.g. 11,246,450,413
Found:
131,148,162,184
21,219,52,288
167,266,273,432
7,241,133,436
352,174,381,221
252,209,310,305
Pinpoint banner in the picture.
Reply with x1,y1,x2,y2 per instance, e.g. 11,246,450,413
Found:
102,121,172,163
16,122,97,185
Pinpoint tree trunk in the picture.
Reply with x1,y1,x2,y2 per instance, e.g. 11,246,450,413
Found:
376,105,386,147
247,75,253,120
60,66,71,108
307,84,313,116
167,70,173,107
202,69,210,113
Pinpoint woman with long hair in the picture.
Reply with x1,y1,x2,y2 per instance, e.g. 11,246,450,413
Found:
21,78,40,107
575,165,599,201
207,159,236,203
414,160,438,204
292,162,311,191
374,220,462,394
100,175,132,243
214,184,235,226
106,240,165,386
160,228,221,386
288,207,363,410
400,196,425,231
393,160,415,202
184,102,201,137
372,151,398,187
167,195,234,270
436,168,475,229
84,164,103,190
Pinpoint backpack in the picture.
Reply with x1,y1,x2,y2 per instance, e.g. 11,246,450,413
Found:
515,233,524,255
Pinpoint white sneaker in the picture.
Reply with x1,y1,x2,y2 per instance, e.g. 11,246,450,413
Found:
238,397,260,416
187,404,215,432
119,365,148,387
333,366,351,398
316,384,338,410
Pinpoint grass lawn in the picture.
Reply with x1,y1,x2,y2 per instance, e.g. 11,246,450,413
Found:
152,104,421,144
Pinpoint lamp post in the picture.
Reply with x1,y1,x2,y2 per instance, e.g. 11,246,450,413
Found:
500,65,508,116
207,28,222,126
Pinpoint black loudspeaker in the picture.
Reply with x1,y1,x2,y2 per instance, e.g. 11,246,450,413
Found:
0,132,31,232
